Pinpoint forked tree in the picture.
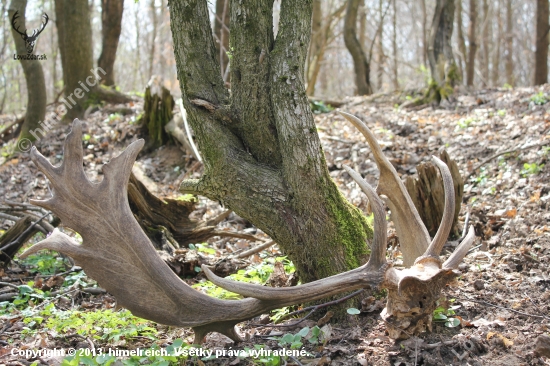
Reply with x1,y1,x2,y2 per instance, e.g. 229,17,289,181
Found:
23,114,474,343
21,1,475,343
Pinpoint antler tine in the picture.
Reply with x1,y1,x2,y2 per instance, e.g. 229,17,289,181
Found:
339,112,430,266
342,165,387,270
11,11,28,37
35,13,49,36
443,226,475,269
416,156,455,264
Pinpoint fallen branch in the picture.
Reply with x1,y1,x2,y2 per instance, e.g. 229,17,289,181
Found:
466,142,548,180
459,297,550,320
235,240,276,259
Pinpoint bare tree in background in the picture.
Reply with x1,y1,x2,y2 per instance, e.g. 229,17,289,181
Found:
534,0,549,85
456,0,467,83
8,0,46,143
427,0,458,101
480,0,490,86
492,0,502,85
98,0,124,87
391,0,398,90
344,0,372,95
466,0,477,87
505,0,514,86
214,0,230,81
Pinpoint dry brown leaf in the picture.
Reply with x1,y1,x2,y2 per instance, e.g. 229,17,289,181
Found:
530,191,541,202
505,208,517,218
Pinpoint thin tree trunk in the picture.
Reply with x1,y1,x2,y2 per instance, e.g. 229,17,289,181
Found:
214,0,230,80
505,0,514,86
480,0,489,86
344,0,372,95
534,0,549,85
171,0,372,284
420,0,428,67
428,0,457,88
456,0,466,83
8,0,47,143
55,0,94,120
148,0,158,79
466,0,477,87
491,0,501,85
306,0,322,95
377,0,384,91
97,0,123,87
392,0,399,90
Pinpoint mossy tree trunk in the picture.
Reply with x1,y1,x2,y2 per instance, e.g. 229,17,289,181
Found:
427,0,458,102
8,0,46,145
170,1,372,284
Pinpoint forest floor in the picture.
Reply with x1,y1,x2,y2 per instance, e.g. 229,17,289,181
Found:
0,85,549,366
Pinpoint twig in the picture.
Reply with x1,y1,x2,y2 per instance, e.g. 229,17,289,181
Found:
466,142,548,180
210,230,266,242
460,297,550,320
206,209,233,226
0,282,20,290
0,212,49,253
253,289,364,328
235,240,276,259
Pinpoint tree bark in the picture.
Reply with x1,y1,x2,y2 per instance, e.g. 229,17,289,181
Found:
480,0,490,86
55,0,94,120
8,0,47,144
504,0,514,86
97,0,123,87
420,0,428,67
427,0,458,100
466,0,477,87
456,0,467,83
534,0,549,85
376,0,384,90
344,0,372,95
170,1,372,284
491,0,501,85
148,0,158,79
391,0,398,90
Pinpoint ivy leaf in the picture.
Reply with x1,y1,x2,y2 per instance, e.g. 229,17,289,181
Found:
347,308,361,315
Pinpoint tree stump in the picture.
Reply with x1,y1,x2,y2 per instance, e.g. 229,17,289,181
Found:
405,150,464,239
127,172,224,249
142,77,174,148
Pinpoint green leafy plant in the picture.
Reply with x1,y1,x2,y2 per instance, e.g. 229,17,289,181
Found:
457,117,475,129
530,92,548,105
310,100,334,114
433,299,460,328
17,251,69,275
521,162,545,177
46,309,157,342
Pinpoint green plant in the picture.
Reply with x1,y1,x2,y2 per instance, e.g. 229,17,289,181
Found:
497,109,507,117
46,309,157,342
433,299,460,328
17,251,69,275
457,117,475,129
530,92,548,105
310,100,334,114
521,162,545,177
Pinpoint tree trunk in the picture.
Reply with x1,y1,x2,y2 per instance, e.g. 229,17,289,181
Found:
456,0,467,83
148,0,158,80
427,0,458,100
170,1,372,285
8,0,47,145
55,0,95,120
480,0,490,86
377,0,384,91
344,0,372,95
97,0,123,87
391,0,399,90
491,0,501,85
420,0,428,67
306,0,322,95
466,0,477,87
504,0,514,86
534,0,549,85
214,0,230,80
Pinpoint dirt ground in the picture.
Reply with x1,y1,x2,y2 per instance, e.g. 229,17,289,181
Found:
1,85,549,365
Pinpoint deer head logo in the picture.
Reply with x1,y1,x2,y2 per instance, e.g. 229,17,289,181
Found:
11,11,49,54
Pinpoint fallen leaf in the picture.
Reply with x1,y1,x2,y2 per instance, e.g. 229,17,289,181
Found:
505,208,517,218
471,318,505,327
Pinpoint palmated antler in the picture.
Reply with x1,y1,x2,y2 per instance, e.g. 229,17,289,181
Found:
339,112,475,338
21,119,389,343
22,116,475,343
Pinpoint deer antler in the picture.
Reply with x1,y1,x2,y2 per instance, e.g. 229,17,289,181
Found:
11,11,28,38
22,116,475,343
31,13,48,38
